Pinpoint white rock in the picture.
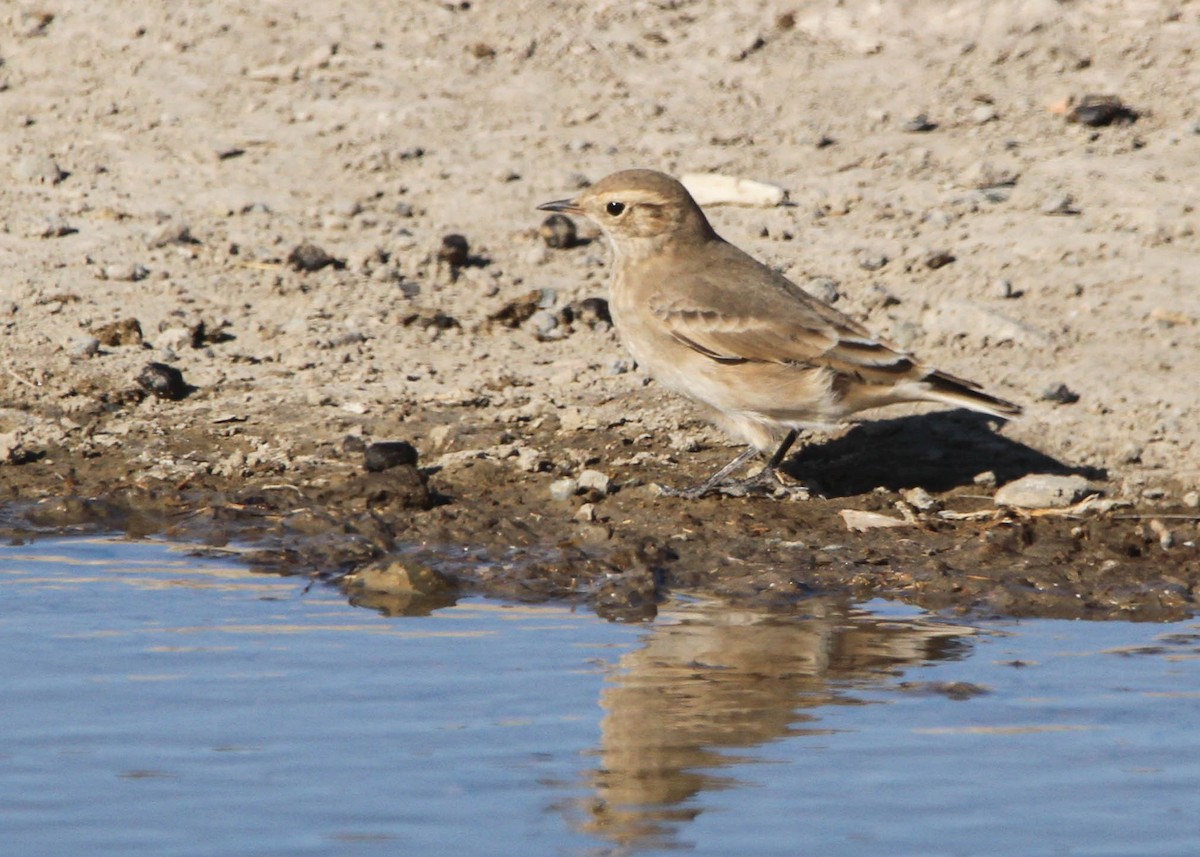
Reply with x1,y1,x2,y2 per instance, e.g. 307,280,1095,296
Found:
578,469,611,495
549,478,578,501
994,474,1091,509
680,173,787,207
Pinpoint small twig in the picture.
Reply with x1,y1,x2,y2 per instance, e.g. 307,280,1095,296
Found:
7,368,40,388
1113,514,1200,521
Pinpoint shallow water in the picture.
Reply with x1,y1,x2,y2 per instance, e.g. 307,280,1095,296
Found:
3,537,1199,856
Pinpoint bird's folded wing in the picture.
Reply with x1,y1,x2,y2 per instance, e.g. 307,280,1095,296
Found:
649,255,921,381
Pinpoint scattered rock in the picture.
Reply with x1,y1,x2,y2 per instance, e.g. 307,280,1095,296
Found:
839,509,911,531
807,278,840,304
903,113,937,132
539,214,577,249
31,217,76,238
958,160,1020,190
363,441,419,472
991,278,1020,299
287,243,345,272
1041,194,1080,216
146,221,199,248
574,503,597,523
994,474,1091,509
485,290,541,330
401,310,460,331
1067,95,1138,127
101,263,150,282
971,105,999,124
578,469,612,495
973,470,998,489
437,234,470,268
562,297,611,328
529,309,560,339
680,173,787,207
14,154,67,185
136,362,189,400
923,249,956,270
92,318,144,346
549,477,578,501
69,337,101,359
858,252,889,271
1148,519,1174,551
1182,491,1199,509
346,559,455,597
901,486,941,512
1115,443,1142,465
1041,383,1080,405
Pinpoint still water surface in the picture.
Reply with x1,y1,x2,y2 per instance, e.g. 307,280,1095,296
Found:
2,537,1199,856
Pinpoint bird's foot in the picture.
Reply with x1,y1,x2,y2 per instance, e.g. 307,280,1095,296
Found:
654,468,819,500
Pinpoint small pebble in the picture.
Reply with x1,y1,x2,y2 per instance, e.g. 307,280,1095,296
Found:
901,486,940,512
808,278,840,304
903,113,938,132
1041,383,1080,404
992,278,1018,299
69,337,100,358
1181,491,1199,509
923,250,955,270
93,318,144,346
136,362,189,400
1116,443,1143,465
549,478,578,501
539,214,577,249
574,503,597,523
364,441,419,472
994,474,1090,509
102,263,150,282
14,154,67,185
1041,194,1080,216
1067,95,1138,127
287,243,345,272
529,310,560,338
578,469,612,495
973,470,998,489
858,253,889,271
437,234,470,268
972,105,999,124
146,221,197,248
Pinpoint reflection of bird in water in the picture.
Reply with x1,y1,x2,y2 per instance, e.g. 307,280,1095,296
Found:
568,598,972,850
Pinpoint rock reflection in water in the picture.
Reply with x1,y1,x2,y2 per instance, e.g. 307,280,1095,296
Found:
572,599,973,849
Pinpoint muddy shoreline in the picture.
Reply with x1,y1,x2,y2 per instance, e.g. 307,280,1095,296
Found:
4,402,1198,622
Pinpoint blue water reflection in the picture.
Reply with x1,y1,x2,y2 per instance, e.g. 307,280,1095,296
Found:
2,537,1199,856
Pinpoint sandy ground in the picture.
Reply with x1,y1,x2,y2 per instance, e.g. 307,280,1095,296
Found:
2,1,1199,618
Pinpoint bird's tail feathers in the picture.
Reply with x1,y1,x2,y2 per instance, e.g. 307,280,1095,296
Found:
918,369,1022,419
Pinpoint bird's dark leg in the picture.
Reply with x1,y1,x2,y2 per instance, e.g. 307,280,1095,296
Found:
658,429,806,499
765,429,798,470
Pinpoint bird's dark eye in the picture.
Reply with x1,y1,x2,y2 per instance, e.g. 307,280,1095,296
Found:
605,201,626,217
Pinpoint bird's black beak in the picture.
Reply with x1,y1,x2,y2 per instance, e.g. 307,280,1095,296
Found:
537,197,581,214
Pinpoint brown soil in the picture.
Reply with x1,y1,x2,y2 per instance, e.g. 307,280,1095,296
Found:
2,1,1198,620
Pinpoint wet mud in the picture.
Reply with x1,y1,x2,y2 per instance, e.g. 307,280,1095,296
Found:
3,406,1197,623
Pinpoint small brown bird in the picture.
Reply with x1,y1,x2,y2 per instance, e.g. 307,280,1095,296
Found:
538,169,1021,497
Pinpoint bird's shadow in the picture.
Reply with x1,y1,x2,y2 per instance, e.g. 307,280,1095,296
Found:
781,409,1102,498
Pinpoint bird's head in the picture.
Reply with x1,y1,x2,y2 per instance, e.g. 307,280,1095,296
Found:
538,169,716,259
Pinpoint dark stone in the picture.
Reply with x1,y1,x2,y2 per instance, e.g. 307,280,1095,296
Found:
136,362,189,400
539,214,577,249
287,243,345,272
93,318,144,346
364,441,419,472
437,234,470,268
